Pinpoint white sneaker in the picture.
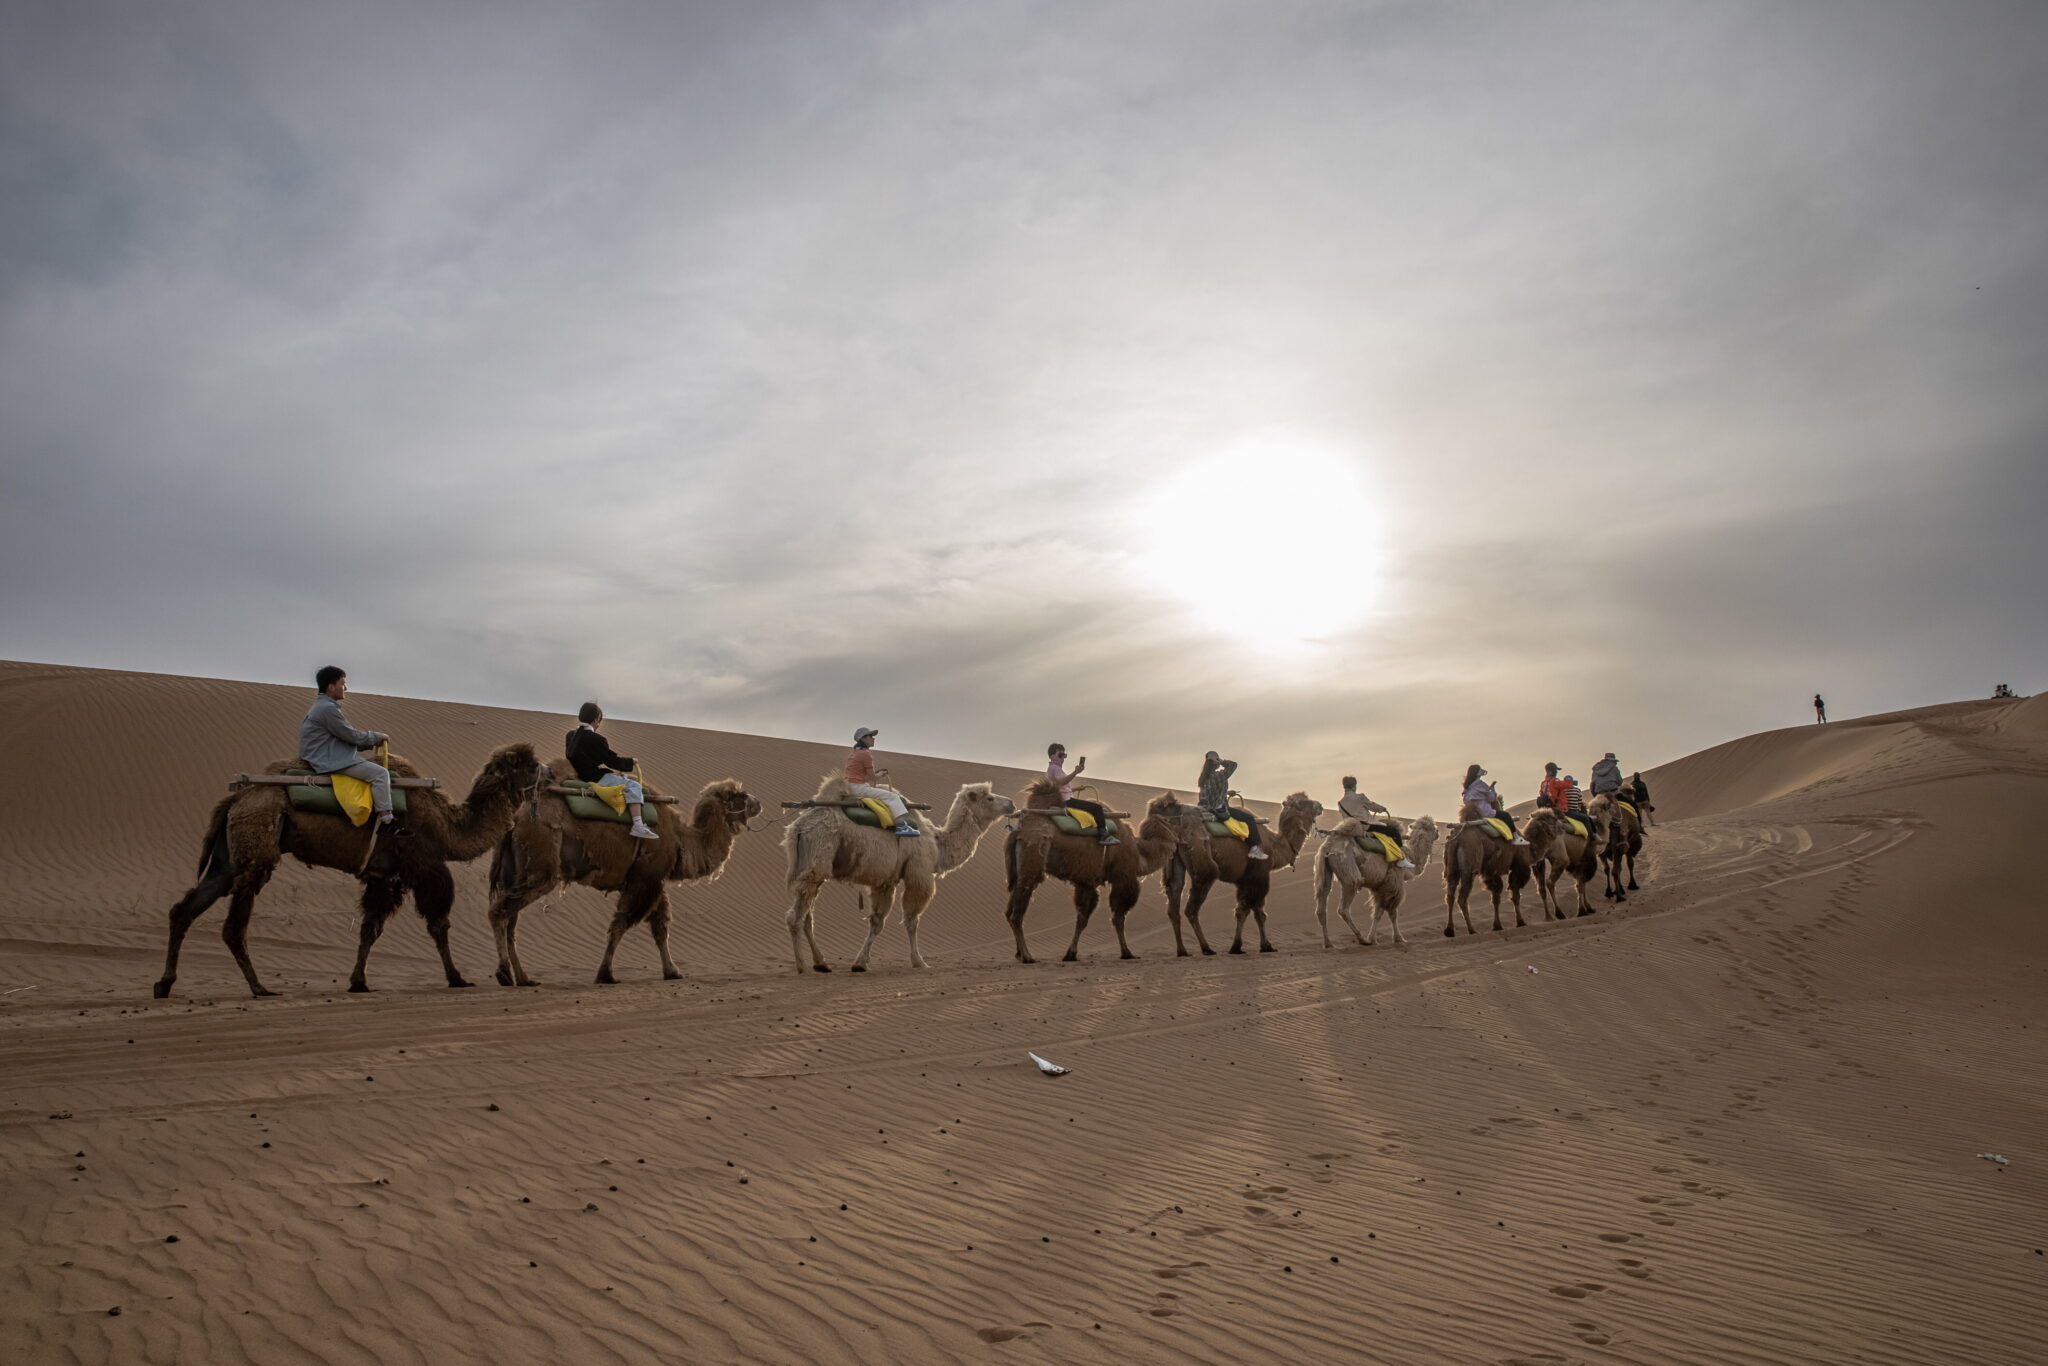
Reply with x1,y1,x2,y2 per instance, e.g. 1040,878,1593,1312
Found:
629,821,660,840
1397,858,1417,870
1512,836,1530,846
1248,848,1270,860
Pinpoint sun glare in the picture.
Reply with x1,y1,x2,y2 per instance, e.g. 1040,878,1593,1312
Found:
1130,438,1381,643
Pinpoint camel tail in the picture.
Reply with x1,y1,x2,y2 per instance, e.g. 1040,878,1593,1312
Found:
195,794,235,880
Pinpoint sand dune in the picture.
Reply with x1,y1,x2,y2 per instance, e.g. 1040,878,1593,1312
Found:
3,661,2044,1364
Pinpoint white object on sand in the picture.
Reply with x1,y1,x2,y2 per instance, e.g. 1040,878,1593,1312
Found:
1528,966,1539,974
1028,1052,1070,1076
1978,1152,2010,1165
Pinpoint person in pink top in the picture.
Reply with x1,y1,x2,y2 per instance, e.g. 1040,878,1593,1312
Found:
1045,743,1119,846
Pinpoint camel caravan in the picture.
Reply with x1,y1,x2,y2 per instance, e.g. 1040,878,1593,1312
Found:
154,666,1653,998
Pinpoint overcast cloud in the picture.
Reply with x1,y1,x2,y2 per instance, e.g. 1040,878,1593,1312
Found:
4,0,2045,813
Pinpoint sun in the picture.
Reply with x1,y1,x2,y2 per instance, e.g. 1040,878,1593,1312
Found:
1130,436,1381,643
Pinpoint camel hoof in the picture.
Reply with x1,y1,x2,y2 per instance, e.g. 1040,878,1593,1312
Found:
662,971,683,981
849,964,866,973
1578,909,1594,917
1120,951,1137,961
1628,881,1640,890
152,981,172,999
1444,926,1456,938
1228,945,1244,955
348,982,370,994
1018,956,1036,965
1062,952,1079,963
251,988,279,998
494,968,513,986
1259,943,1276,953
813,964,833,973
447,978,472,989
594,973,617,985
1200,946,1216,957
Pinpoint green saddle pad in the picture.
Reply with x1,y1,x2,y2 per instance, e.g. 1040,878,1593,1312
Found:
1204,820,1249,840
284,770,409,818
1048,812,1118,837
845,804,885,828
556,779,635,824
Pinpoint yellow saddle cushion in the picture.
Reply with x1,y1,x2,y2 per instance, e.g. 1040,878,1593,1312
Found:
860,797,895,826
588,782,628,816
331,773,375,827
1224,817,1250,839
1064,806,1097,830
1563,816,1590,839
1365,830,1403,862
1481,817,1512,841
1617,800,1639,821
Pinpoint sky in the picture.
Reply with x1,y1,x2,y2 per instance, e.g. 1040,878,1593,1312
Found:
4,0,2046,815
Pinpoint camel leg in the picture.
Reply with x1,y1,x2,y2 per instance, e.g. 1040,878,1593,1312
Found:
155,858,237,999
410,864,470,989
1061,883,1098,963
1506,866,1529,929
1626,846,1640,892
785,879,832,973
1185,875,1219,956
1485,872,1508,933
645,888,682,980
598,882,662,984
901,882,934,969
1247,893,1276,953
1314,858,1335,948
1384,884,1408,945
1006,878,1041,965
851,883,897,972
1339,883,1369,946
488,881,545,987
219,860,284,998
348,877,406,993
1108,876,1140,961
1164,856,1191,957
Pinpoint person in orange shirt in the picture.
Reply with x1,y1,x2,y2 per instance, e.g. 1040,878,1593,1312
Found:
1537,762,1571,812
846,727,918,837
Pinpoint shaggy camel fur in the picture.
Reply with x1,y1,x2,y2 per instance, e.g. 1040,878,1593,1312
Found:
1003,783,1205,963
1165,792,1323,955
486,770,762,986
1440,805,1527,936
1523,806,1607,920
155,744,548,999
783,776,1015,973
1313,815,1441,947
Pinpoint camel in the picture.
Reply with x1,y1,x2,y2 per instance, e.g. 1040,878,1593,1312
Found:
154,744,549,999
1523,806,1607,920
1596,793,1645,901
1164,792,1324,955
1002,783,1207,963
1440,804,1529,936
783,776,1015,973
1313,815,1441,947
485,769,762,986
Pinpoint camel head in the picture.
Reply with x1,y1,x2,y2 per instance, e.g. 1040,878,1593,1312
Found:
951,782,1017,828
480,742,551,801
699,778,763,831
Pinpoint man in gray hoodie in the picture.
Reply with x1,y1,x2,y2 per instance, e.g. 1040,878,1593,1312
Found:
298,665,394,826
1589,753,1625,797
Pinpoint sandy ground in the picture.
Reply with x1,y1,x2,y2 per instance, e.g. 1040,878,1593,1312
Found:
2,659,2044,1364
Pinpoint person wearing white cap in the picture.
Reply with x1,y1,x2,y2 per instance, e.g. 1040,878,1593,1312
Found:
1460,762,1530,845
845,727,918,837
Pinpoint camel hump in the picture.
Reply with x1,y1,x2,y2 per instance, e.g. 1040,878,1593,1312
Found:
1329,815,1369,836
812,774,856,802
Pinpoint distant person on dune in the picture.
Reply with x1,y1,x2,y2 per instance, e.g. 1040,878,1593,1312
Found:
1199,751,1267,859
1460,764,1528,845
566,703,658,840
1590,752,1624,796
846,727,918,837
1338,776,1413,868
297,665,394,829
1814,693,1827,724
1045,743,1117,846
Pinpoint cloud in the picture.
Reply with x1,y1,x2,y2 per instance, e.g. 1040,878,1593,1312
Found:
3,0,2045,814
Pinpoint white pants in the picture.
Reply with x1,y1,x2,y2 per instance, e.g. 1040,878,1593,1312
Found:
848,784,908,821
331,759,393,814
597,773,645,805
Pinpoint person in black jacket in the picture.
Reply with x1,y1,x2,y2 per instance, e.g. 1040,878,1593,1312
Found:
566,703,658,839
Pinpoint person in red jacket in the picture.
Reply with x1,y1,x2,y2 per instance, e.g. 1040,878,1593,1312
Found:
1537,762,1571,813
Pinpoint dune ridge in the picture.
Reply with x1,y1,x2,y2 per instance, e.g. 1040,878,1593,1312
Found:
2,660,2044,1364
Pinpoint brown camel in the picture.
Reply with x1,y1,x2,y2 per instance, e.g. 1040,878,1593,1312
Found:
1164,792,1324,955
783,777,1015,973
155,744,549,999
1524,806,1607,920
1312,814,1441,947
486,769,762,986
1597,794,1645,901
1003,783,1205,963
1440,806,1526,936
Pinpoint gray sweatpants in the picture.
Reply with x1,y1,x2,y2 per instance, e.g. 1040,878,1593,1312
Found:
331,759,393,814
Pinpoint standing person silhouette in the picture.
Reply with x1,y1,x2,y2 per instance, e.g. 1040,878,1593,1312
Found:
1813,693,1828,724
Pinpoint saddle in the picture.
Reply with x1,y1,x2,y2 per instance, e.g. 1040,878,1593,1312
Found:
1473,817,1514,842
1205,817,1253,840
842,798,905,829
556,778,645,825
283,768,410,822
1354,829,1404,862
1048,808,1120,837
1561,815,1593,840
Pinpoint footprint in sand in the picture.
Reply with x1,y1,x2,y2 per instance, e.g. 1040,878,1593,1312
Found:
1597,1232,1637,1244
1185,1224,1226,1238
1617,1258,1652,1280
1153,1262,1208,1279
1650,1215,1677,1226
1307,1152,1349,1161
1549,1282,1607,1299
1501,1356,1570,1366
977,1326,1031,1342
